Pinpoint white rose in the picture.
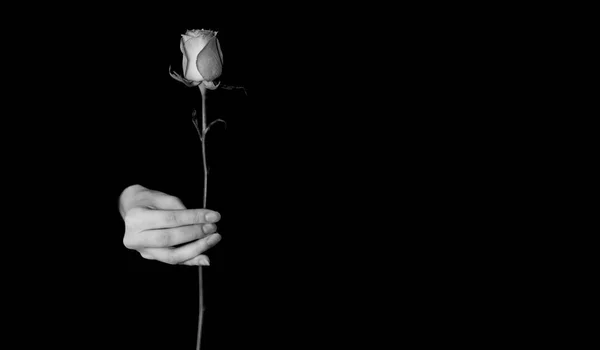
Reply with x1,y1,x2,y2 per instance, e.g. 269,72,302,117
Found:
180,29,223,87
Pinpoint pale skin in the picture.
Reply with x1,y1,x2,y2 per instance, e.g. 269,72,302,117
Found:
119,184,221,266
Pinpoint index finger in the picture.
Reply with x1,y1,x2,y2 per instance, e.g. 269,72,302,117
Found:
146,209,221,229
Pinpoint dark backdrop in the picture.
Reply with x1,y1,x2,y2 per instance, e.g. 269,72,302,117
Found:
6,4,544,349
6,12,374,350
5,5,422,349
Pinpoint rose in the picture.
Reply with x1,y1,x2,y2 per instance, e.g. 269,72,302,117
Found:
170,29,223,89
181,29,223,84
168,28,227,350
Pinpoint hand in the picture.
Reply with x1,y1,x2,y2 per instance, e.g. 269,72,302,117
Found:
120,185,221,266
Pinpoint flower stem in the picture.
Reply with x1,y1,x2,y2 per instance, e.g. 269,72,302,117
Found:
201,84,208,209
195,83,208,350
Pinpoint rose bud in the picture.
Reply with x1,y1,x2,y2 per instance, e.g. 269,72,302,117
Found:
180,29,223,86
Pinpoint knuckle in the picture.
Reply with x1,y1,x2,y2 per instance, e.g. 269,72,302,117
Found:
124,208,144,229
168,196,184,208
125,207,144,219
165,211,179,225
123,232,143,250
122,235,133,249
123,216,135,230
124,223,134,233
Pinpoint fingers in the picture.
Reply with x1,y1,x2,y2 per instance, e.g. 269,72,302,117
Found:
131,208,220,231
125,223,217,248
153,194,186,210
143,233,222,265
182,254,210,266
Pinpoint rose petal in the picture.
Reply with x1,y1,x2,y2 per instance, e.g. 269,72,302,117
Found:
182,34,210,81
216,36,223,65
203,81,220,90
185,29,200,37
196,37,223,82
169,67,201,87
186,29,216,40
180,38,188,75
179,37,185,54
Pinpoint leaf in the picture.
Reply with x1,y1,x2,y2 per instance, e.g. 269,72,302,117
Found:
191,111,203,142
204,118,227,134
220,84,248,96
169,65,200,87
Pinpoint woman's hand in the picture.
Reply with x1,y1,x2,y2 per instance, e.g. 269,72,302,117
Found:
119,185,221,266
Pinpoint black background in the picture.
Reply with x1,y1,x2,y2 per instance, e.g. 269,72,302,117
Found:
5,2,580,349
5,7,398,350
4,4,513,349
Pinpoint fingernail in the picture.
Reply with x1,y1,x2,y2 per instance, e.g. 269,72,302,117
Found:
205,211,220,222
199,257,210,266
204,224,216,234
206,233,221,246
